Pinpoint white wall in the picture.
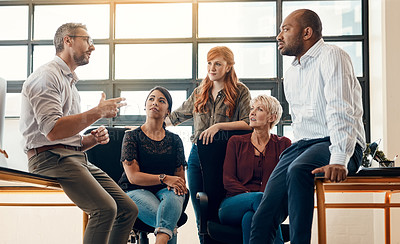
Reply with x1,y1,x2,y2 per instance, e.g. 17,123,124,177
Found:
0,77,6,167
369,0,400,160
369,0,400,243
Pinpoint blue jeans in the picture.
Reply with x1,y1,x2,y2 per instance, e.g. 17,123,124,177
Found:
187,144,204,243
126,188,185,244
219,192,283,244
249,137,362,244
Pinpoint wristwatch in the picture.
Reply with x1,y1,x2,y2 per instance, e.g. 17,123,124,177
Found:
159,174,167,185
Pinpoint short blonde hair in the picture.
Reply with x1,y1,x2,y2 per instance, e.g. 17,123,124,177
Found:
250,94,283,129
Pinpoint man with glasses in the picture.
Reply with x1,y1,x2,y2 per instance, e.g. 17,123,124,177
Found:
20,23,138,244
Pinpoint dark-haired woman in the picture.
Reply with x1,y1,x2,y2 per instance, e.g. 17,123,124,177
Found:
119,86,187,244
166,46,251,243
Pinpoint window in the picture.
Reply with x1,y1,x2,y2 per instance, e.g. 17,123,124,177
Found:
198,2,276,37
0,6,28,40
116,3,192,38
33,5,110,40
0,46,27,80
1,0,369,141
115,44,192,79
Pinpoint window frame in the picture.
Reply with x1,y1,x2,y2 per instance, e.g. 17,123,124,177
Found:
1,0,370,141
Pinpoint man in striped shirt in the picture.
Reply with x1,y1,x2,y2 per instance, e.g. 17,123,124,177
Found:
250,9,366,244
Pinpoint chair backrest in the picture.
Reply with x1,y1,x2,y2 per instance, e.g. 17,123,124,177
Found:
85,126,189,236
197,130,252,221
198,130,290,243
84,127,128,182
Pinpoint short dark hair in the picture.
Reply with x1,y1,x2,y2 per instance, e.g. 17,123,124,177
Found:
299,9,322,39
146,86,173,113
53,23,87,54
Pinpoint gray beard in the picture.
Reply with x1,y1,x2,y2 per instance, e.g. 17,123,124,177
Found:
73,53,89,66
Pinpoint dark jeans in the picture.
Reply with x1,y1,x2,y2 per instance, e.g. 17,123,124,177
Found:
249,137,362,244
219,192,283,244
187,144,204,244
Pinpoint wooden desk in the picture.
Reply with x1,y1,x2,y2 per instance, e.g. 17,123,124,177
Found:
315,176,400,244
0,166,88,237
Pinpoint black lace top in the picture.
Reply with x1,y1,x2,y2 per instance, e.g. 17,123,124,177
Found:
118,127,186,194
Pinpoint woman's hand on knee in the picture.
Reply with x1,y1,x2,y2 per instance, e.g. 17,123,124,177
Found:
165,175,187,195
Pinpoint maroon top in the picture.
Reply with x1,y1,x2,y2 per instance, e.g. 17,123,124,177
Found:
223,133,291,197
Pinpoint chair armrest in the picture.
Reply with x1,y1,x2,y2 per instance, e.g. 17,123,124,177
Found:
196,191,208,234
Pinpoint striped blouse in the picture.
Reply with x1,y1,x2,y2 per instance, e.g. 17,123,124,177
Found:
284,38,366,167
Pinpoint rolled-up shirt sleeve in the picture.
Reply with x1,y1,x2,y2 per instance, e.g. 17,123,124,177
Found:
169,88,197,125
27,71,65,136
236,83,251,124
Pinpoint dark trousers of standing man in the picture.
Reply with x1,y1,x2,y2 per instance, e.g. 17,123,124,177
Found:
28,148,138,244
249,137,362,244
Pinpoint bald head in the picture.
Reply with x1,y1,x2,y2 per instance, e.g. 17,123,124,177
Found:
290,9,322,40
276,9,323,59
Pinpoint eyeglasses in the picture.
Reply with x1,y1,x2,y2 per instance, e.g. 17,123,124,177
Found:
68,35,93,46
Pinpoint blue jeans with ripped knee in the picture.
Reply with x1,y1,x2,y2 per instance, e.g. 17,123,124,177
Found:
126,188,185,244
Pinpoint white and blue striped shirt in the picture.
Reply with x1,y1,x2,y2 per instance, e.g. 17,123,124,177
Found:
284,39,366,167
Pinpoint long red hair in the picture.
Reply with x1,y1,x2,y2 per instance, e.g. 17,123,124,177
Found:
194,46,239,117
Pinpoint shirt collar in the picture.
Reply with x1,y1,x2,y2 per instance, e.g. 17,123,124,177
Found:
208,89,225,99
291,38,324,67
54,56,79,85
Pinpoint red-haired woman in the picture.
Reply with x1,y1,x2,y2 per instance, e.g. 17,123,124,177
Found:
166,46,251,243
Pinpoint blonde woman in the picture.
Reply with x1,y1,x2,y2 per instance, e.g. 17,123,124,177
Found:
219,95,291,244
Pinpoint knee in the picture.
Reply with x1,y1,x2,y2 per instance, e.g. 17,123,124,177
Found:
126,200,139,221
242,211,255,227
287,163,307,181
252,192,264,210
120,198,139,223
164,194,184,213
92,200,118,220
251,207,262,225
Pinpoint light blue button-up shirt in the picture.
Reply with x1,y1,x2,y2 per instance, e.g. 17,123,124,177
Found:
284,39,366,167
20,56,82,152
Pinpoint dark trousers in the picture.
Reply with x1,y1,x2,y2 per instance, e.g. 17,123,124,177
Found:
249,137,362,244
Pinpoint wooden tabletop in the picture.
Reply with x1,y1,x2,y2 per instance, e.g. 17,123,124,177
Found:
0,166,61,190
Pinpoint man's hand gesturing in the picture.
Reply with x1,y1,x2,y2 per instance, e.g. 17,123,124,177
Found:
97,92,127,118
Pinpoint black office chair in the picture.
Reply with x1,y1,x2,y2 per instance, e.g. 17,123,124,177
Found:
196,130,290,244
84,127,189,244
